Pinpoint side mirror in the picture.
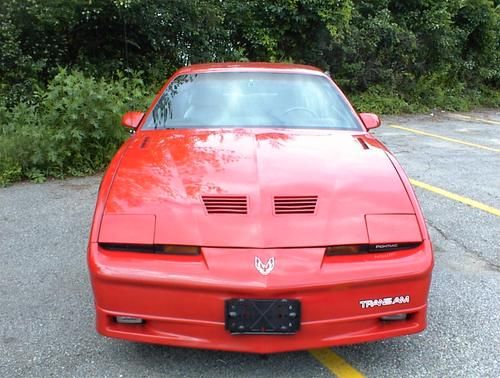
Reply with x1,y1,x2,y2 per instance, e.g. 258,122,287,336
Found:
359,113,381,130
121,111,145,130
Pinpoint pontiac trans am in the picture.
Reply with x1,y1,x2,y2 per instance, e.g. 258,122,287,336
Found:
88,63,433,353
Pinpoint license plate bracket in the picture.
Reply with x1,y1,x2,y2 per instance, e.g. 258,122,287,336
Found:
225,298,301,334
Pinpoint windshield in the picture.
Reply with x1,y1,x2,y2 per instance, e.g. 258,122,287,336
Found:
143,72,361,130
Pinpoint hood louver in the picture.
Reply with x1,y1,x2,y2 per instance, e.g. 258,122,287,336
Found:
140,136,150,149
202,195,248,214
274,196,318,215
355,137,369,150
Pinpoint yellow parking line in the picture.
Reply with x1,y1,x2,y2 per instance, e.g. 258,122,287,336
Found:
449,113,500,125
309,348,365,378
410,179,500,217
388,124,500,152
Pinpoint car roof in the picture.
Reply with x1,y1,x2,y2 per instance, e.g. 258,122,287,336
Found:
174,62,325,76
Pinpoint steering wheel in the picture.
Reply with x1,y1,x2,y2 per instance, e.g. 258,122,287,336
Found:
281,107,317,118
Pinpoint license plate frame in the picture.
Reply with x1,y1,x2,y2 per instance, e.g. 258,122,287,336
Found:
225,298,301,334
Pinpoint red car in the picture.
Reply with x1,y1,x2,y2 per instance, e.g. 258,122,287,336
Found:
88,63,433,353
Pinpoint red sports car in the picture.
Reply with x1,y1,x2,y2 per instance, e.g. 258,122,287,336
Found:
88,63,433,353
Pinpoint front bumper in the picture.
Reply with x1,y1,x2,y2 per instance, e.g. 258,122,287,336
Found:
88,241,433,353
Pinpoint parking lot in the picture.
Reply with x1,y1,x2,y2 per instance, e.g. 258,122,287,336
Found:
1,110,499,377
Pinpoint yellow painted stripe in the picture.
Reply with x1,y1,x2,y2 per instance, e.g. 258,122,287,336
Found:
388,124,500,152
410,179,500,217
450,114,500,125
309,348,365,378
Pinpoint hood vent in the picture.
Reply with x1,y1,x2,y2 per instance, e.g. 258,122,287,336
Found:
274,196,318,214
202,195,248,214
140,136,150,149
355,137,369,150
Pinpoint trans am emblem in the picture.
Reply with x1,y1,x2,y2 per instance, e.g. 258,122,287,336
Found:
255,257,275,275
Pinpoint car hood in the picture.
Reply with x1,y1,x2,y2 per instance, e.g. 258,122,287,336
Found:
102,128,416,247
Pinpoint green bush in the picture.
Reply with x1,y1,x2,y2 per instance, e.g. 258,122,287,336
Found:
351,85,423,114
351,81,500,114
0,69,150,186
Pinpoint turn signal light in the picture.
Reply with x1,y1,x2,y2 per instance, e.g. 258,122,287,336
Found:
325,242,421,256
380,313,408,321
115,316,144,324
100,243,201,255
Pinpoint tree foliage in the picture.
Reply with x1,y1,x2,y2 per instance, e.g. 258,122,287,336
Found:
0,0,499,185
2,0,497,98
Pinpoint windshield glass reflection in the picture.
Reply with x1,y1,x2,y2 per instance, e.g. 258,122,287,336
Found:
143,72,360,130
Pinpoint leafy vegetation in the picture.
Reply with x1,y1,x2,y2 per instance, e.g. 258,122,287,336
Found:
0,70,150,185
0,0,499,185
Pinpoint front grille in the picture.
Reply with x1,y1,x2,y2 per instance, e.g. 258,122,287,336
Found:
274,196,318,214
202,195,248,214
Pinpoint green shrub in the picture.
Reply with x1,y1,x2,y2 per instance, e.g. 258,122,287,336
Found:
351,85,424,114
0,69,150,186
351,80,500,115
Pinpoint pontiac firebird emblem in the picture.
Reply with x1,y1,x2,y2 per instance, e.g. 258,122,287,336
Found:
255,257,275,275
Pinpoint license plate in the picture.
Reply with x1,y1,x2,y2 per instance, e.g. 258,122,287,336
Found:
225,298,300,334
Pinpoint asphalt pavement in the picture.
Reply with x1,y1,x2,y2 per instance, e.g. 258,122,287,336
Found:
0,110,498,377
